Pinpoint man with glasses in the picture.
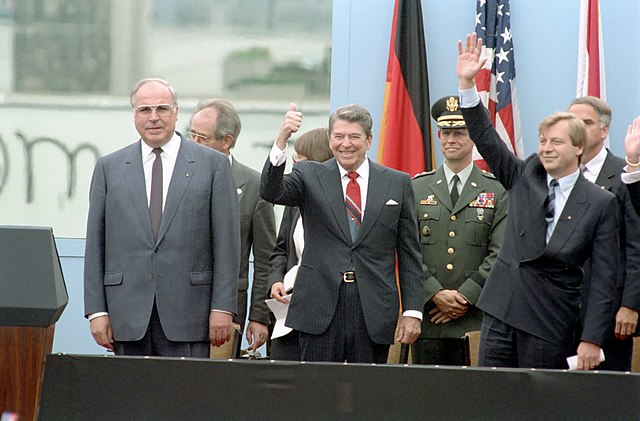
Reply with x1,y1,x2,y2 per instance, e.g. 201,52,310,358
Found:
84,78,240,358
189,99,276,357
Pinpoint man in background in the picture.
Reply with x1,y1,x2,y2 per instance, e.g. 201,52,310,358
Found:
568,97,640,371
189,99,276,356
411,95,507,365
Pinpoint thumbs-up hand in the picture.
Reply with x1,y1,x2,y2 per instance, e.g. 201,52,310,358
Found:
276,103,303,149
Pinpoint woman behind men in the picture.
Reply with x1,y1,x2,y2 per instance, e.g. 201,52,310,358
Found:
268,128,333,360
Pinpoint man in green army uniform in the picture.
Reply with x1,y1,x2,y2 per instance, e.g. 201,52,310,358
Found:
411,96,508,365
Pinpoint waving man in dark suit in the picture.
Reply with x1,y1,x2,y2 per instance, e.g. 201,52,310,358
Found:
261,104,424,363
457,34,619,370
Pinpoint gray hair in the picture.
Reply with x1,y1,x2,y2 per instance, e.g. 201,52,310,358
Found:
191,99,242,148
129,78,178,107
328,104,373,138
568,96,612,128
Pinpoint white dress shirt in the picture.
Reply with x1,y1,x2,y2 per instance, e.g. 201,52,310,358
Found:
141,133,180,211
580,147,607,183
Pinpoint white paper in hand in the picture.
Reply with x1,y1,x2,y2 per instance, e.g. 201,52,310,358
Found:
566,349,605,370
266,294,292,339
283,264,299,293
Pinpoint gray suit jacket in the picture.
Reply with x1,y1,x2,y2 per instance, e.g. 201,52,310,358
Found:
260,157,424,344
463,103,619,346
84,134,240,342
232,158,275,328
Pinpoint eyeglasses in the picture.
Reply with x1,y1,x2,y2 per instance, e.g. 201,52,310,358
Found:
133,103,176,117
187,131,210,143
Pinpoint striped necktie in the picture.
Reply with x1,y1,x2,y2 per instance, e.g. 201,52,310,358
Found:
544,178,558,227
345,171,362,241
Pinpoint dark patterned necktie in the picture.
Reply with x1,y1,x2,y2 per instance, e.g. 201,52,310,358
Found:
345,171,362,241
544,179,558,226
149,148,163,242
450,174,460,206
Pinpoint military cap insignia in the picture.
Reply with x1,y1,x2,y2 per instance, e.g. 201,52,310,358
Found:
468,192,495,208
446,96,459,112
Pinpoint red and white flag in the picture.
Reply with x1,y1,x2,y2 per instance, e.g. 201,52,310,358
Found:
577,0,606,99
473,0,523,171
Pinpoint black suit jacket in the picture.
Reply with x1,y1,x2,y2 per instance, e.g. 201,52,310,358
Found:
260,157,424,344
627,178,640,216
585,152,640,327
232,158,276,327
268,206,301,293
462,103,619,346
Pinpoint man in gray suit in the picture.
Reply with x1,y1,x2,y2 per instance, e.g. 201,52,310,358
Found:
84,78,240,358
189,99,276,355
262,104,424,363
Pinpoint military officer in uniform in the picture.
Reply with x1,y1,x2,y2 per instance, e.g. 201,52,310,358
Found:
411,96,508,365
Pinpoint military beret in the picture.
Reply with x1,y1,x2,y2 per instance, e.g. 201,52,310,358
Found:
430,96,466,129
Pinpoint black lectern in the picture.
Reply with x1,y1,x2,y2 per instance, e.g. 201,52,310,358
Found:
0,226,68,421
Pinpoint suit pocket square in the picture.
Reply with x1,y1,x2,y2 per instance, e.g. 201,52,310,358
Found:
385,199,399,205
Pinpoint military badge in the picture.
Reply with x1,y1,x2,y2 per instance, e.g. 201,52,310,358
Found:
420,194,438,205
468,192,495,208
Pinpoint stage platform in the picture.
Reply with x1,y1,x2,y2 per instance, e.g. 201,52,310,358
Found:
39,354,640,420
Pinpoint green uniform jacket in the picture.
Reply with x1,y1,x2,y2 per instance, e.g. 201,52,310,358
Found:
412,165,508,338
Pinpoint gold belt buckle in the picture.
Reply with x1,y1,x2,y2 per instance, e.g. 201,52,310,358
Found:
342,271,356,283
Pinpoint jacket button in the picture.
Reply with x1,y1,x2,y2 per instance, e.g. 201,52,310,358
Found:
448,231,456,238
450,215,457,221
446,263,454,270
448,247,454,255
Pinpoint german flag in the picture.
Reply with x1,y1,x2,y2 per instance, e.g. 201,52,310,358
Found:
377,0,434,176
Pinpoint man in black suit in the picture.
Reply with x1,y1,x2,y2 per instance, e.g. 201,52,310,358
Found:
568,97,640,371
261,103,424,363
189,99,276,355
457,34,619,369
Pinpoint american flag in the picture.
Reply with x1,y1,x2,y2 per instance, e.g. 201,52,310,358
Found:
474,0,523,170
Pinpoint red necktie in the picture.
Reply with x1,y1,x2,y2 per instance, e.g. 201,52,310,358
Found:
345,172,361,240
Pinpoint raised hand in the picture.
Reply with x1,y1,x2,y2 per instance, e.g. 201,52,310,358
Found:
457,33,487,89
276,103,303,150
624,116,640,169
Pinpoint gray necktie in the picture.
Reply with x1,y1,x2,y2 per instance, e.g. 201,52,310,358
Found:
450,174,460,206
149,148,163,242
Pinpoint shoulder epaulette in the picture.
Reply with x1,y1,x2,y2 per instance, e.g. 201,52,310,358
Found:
481,169,497,179
412,169,436,179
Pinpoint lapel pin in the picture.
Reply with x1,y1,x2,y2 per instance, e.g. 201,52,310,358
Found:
471,181,477,187
237,188,243,195
185,173,190,177
436,179,443,184
567,216,572,220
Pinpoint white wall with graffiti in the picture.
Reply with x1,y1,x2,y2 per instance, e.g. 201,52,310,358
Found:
0,102,329,238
